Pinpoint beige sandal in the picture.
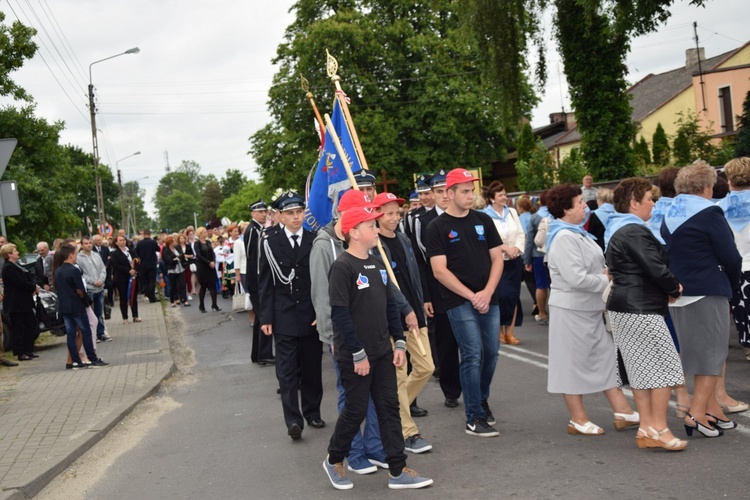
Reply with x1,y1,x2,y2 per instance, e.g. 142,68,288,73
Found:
647,427,687,451
567,420,604,435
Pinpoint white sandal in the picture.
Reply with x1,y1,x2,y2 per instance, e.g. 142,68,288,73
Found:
613,411,640,430
567,420,604,435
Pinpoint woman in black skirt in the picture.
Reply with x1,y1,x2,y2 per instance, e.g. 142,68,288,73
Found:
194,227,221,312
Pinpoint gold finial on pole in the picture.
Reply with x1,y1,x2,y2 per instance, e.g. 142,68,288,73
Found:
326,49,341,83
301,75,325,136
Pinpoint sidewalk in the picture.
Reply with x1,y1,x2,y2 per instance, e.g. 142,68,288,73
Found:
0,298,174,499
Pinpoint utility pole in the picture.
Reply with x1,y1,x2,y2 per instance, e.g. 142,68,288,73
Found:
88,47,140,234
88,82,106,233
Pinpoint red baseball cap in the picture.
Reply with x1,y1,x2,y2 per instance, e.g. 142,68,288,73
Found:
372,192,405,208
445,168,480,189
338,189,373,213
341,207,383,235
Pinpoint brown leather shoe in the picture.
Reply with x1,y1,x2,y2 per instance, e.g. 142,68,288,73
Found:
505,334,521,345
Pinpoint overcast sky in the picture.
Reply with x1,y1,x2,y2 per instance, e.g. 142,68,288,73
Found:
0,0,747,218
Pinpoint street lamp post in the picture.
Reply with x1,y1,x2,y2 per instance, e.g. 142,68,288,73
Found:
89,47,140,234
116,151,141,231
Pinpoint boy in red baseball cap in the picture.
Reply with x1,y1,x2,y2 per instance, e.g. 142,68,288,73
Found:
323,207,433,491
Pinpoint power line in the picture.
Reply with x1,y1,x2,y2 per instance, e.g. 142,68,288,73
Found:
4,0,89,124
38,0,89,84
22,0,87,90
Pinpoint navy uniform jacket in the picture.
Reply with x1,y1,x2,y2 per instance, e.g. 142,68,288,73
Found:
258,226,317,337
243,219,264,294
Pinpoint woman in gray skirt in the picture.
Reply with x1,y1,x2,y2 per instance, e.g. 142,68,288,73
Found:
545,183,637,436
605,178,686,451
662,163,742,438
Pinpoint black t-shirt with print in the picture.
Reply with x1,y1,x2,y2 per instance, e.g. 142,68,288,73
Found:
425,210,503,310
329,252,394,362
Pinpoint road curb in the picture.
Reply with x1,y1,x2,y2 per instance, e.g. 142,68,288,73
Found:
2,303,176,500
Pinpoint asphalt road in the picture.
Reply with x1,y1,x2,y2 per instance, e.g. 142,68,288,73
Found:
37,293,750,499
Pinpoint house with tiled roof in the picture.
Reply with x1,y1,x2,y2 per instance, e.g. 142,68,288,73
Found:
493,41,750,190
631,42,750,147
553,42,750,161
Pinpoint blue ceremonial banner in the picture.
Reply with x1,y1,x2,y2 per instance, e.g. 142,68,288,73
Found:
304,98,362,231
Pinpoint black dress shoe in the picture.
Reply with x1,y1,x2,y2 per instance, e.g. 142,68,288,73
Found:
288,423,303,440
211,305,222,312
28,353,39,358
410,404,428,417
1,359,19,367
199,307,207,313
17,354,34,361
308,418,326,429
258,358,275,365
444,398,459,408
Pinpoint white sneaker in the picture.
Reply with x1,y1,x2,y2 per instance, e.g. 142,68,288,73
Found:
188,295,193,300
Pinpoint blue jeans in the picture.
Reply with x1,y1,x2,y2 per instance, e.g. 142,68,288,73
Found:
446,302,500,423
63,310,98,364
328,346,385,461
89,291,105,338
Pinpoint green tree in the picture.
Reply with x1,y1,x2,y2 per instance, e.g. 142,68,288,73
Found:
516,123,536,164
251,0,513,195
652,123,670,166
735,90,750,157
154,170,200,229
634,136,652,166
671,110,725,166
461,0,709,180
673,129,691,166
159,192,198,233
0,106,117,247
217,180,274,222
200,180,223,222
558,147,587,185
220,168,247,199
175,160,204,186
0,11,37,101
516,140,556,191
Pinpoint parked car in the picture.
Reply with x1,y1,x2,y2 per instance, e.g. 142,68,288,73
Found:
1,254,65,352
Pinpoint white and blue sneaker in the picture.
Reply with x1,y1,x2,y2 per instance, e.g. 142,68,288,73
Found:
323,456,354,490
404,434,433,454
367,452,389,469
347,455,377,475
388,468,433,489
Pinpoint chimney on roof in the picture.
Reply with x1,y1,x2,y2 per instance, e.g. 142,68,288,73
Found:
550,111,576,130
686,47,705,68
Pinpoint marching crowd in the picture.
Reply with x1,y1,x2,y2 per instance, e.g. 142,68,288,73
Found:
3,158,750,491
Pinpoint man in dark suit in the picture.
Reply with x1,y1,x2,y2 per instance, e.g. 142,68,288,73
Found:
243,199,273,365
258,192,324,440
135,229,160,303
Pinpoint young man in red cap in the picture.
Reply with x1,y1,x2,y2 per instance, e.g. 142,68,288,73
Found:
425,168,504,437
372,192,434,453
323,207,432,491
